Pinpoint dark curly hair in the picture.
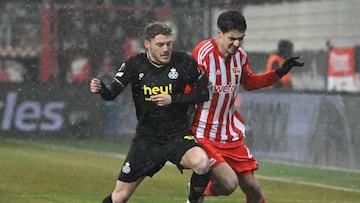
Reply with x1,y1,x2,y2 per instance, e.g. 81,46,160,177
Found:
143,22,172,41
217,11,247,33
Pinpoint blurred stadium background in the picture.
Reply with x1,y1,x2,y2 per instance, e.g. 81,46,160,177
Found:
1,0,360,174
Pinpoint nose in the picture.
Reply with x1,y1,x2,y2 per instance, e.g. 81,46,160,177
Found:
163,44,171,52
233,39,241,47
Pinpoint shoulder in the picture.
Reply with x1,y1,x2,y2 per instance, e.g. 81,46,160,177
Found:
194,39,213,50
192,39,215,59
172,51,190,58
172,51,194,64
238,46,247,57
171,52,198,74
126,53,147,65
237,46,248,62
116,53,146,75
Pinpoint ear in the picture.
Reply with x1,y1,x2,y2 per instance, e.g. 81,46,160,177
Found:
217,28,222,38
144,40,150,49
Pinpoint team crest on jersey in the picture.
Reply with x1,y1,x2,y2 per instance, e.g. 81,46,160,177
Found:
232,67,241,75
168,67,178,79
122,161,131,174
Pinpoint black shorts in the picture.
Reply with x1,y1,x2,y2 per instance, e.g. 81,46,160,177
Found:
118,130,200,182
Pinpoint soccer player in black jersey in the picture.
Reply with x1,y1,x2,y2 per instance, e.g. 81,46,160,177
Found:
90,22,210,203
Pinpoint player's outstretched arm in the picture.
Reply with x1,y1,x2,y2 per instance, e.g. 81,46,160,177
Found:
89,77,121,101
89,78,102,93
276,56,304,78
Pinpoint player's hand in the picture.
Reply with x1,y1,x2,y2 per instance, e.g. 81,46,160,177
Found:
283,56,304,69
90,78,102,93
276,56,304,78
150,94,172,106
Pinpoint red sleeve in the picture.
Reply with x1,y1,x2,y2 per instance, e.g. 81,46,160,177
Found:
240,58,279,91
191,40,208,72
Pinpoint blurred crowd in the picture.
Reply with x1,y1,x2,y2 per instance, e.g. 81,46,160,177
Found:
44,0,305,7
0,0,309,83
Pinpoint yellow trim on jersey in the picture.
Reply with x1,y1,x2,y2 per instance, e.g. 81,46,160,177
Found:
146,52,163,68
184,135,195,140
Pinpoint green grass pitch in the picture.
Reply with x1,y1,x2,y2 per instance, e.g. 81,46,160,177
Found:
1,137,360,203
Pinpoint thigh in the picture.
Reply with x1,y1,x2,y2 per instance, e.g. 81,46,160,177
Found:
208,141,258,173
167,133,200,170
223,145,259,173
118,137,167,182
180,146,209,173
211,162,238,187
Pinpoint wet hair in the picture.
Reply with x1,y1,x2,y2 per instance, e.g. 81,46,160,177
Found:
143,22,172,41
217,11,247,33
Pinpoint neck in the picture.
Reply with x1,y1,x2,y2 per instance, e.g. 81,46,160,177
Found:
146,52,163,68
216,40,229,57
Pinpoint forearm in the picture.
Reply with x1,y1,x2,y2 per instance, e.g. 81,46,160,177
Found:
172,73,209,104
242,70,278,91
99,80,123,100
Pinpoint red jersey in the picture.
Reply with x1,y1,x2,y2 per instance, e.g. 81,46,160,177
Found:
191,39,278,143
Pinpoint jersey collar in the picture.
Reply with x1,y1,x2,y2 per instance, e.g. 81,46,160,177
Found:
146,52,164,68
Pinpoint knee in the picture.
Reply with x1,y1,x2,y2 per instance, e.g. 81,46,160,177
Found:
185,147,210,175
192,156,210,175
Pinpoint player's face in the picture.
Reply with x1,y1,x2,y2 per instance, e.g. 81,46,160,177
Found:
145,34,173,64
217,29,245,56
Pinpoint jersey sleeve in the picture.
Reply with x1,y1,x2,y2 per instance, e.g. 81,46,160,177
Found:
240,56,279,91
172,54,209,104
184,42,208,94
99,58,134,100
191,41,207,72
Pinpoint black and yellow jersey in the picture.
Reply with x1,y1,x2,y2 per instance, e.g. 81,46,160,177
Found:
99,51,209,140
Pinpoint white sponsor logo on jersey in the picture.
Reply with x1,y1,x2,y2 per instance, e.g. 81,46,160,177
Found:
209,158,217,167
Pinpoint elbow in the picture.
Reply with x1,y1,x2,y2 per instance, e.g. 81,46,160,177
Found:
204,91,210,101
198,90,210,103
242,86,255,91
104,97,116,101
101,94,117,101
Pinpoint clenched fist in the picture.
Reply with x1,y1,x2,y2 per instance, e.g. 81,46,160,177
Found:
90,78,102,93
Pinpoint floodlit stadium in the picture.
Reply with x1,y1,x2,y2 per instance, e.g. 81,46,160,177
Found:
1,0,360,202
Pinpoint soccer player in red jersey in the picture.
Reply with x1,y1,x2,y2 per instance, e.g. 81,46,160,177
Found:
189,11,303,203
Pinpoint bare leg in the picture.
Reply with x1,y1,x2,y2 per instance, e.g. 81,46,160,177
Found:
111,177,145,203
238,172,265,203
207,162,238,196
